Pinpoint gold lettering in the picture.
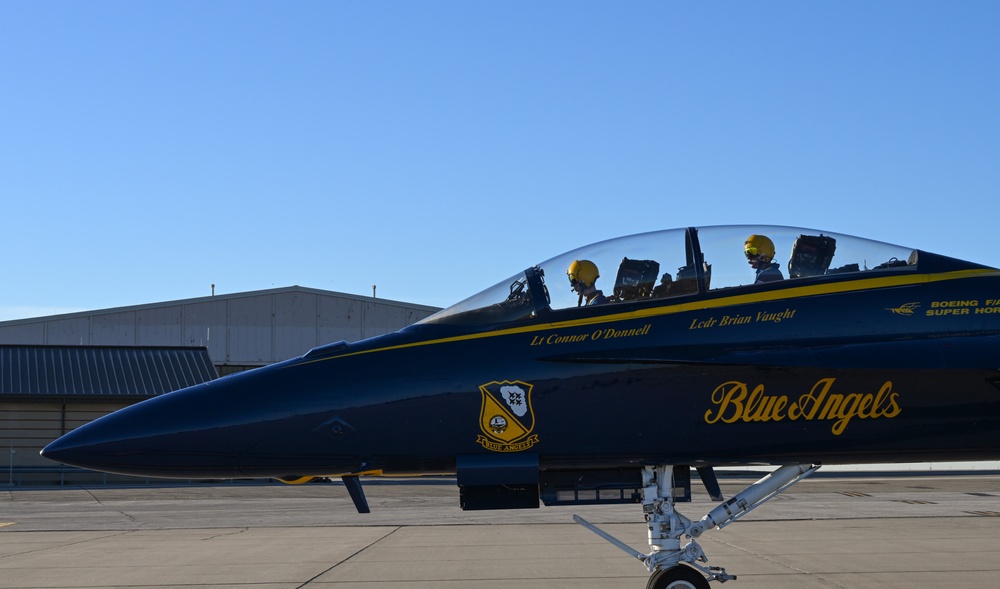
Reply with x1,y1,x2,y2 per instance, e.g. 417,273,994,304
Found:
771,395,788,421
830,393,863,435
879,381,902,418
926,308,970,316
817,393,843,421
742,385,785,422
788,378,835,420
743,384,763,421
599,324,653,339
931,300,978,308
708,378,901,435
477,434,539,452
755,309,797,324
704,381,747,424
856,394,875,419
750,395,780,422
720,314,752,327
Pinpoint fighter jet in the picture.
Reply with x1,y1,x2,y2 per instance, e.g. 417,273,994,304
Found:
42,225,1000,589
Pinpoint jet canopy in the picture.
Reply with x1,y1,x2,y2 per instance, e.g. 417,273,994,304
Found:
420,225,971,327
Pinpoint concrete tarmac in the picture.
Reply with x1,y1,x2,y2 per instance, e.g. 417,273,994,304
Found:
2,474,999,588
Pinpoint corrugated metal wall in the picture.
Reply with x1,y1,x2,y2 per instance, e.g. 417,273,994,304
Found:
2,401,128,473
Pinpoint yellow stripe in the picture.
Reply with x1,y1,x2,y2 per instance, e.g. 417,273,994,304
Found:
299,269,999,364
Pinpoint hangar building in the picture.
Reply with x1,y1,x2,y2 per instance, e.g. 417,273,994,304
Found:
0,286,439,484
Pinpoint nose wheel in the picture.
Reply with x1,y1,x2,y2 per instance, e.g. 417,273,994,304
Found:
647,565,710,589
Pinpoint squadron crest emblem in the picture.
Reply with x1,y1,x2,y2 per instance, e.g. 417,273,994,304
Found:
476,380,539,452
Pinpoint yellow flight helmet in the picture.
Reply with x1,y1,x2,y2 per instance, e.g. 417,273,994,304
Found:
744,234,776,262
567,259,600,287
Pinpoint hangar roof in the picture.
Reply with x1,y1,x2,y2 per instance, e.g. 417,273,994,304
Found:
0,286,441,367
0,345,218,398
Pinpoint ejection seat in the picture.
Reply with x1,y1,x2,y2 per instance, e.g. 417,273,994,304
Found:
652,261,710,298
788,234,836,278
612,257,660,302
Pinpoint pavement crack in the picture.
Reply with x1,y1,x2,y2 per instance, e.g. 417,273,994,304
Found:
81,487,140,524
201,528,248,540
0,530,136,560
708,537,853,588
296,527,401,588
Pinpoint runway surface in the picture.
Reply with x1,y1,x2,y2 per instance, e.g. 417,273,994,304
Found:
2,473,999,588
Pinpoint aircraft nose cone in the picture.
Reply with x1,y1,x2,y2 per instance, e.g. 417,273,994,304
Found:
40,429,93,467
40,379,245,478
40,362,368,481
40,416,158,476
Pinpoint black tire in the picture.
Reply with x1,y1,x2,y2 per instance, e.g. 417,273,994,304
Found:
646,565,711,589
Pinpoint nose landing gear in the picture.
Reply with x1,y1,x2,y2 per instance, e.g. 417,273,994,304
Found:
575,463,819,587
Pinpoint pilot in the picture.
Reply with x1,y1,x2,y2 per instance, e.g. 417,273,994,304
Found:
744,234,784,284
567,259,608,306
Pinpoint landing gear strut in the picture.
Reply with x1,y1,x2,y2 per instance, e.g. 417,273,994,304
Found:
575,463,819,587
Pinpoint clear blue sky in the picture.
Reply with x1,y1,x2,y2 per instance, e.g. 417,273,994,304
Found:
2,1,997,321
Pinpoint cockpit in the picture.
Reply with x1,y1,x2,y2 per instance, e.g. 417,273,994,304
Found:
419,225,935,327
